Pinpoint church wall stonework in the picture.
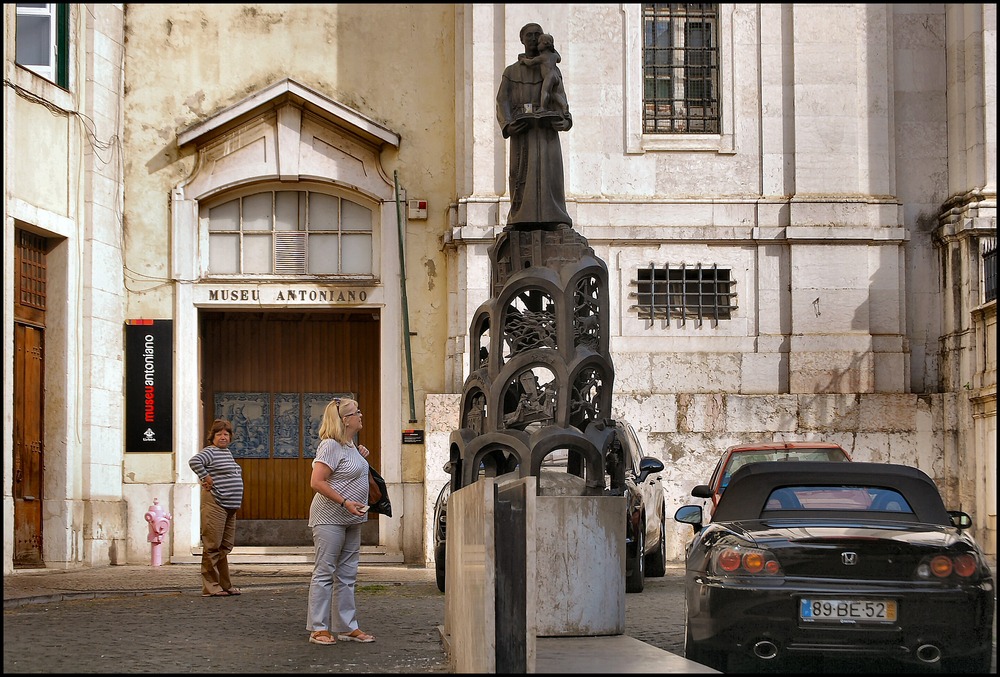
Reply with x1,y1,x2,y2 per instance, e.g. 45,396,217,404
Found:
428,391,948,564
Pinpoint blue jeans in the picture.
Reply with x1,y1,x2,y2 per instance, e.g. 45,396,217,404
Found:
306,522,362,633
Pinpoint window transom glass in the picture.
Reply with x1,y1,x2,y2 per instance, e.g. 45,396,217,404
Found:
206,189,374,277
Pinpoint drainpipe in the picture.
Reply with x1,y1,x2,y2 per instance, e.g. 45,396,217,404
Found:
394,170,417,423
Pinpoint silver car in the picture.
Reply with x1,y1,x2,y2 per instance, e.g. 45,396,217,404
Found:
608,420,666,593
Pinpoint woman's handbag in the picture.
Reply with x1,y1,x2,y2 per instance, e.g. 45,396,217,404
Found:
368,466,392,517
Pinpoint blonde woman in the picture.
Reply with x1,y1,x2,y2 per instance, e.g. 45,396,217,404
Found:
305,397,375,645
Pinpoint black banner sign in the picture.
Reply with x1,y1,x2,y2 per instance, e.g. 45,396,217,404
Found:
125,320,173,452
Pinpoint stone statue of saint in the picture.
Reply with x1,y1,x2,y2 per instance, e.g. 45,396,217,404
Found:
496,23,573,230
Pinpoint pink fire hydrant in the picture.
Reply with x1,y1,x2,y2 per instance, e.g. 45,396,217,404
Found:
144,498,172,567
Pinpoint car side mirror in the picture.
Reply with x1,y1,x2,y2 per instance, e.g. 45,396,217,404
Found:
674,504,704,530
637,457,665,484
691,484,713,499
948,510,973,531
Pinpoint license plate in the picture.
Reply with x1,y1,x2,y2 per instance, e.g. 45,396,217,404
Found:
800,599,897,622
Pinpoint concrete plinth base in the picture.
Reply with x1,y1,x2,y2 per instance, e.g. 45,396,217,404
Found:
443,474,625,673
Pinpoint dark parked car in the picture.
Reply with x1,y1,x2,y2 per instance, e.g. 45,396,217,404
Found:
433,419,666,594
609,420,667,593
692,441,851,518
432,481,449,592
675,461,995,673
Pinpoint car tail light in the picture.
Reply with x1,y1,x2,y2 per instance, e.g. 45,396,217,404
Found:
953,553,977,577
712,546,782,576
718,549,742,572
930,555,953,577
916,552,980,579
742,552,765,573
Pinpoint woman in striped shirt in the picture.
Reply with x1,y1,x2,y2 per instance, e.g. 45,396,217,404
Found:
305,397,375,645
189,419,244,597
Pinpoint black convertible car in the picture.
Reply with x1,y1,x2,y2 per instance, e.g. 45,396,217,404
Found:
675,461,995,673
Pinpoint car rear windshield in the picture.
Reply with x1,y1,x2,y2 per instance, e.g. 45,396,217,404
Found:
722,448,849,489
762,485,912,513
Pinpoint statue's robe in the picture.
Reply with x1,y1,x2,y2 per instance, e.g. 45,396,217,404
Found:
496,57,573,228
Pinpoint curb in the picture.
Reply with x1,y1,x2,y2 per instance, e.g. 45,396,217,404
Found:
3,575,431,609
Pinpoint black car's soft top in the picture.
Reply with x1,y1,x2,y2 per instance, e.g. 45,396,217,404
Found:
714,461,951,525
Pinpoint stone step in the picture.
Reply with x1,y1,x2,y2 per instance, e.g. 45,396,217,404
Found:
174,545,403,565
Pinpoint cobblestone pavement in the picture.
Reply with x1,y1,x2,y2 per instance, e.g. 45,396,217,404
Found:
4,578,448,673
4,564,996,673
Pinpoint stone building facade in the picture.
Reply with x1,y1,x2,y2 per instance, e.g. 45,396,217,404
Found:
3,4,995,574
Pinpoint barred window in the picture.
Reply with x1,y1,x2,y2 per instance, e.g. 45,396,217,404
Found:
206,190,373,277
643,3,720,133
629,263,736,326
16,229,48,311
983,236,996,304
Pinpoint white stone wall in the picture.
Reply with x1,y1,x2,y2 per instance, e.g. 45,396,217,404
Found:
3,4,127,573
427,393,949,564
4,3,993,575
442,3,995,565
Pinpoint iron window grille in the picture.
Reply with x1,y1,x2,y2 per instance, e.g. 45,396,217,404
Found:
629,262,736,326
983,236,996,304
16,230,48,311
642,3,720,134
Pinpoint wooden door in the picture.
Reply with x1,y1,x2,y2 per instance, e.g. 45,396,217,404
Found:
13,229,47,567
199,311,382,543
14,323,45,565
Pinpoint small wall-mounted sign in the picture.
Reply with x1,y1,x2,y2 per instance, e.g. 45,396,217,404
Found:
407,199,428,220
402,429,425,444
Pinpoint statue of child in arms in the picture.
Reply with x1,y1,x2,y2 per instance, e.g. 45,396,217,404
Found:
517,33,567,117
496,23,573,229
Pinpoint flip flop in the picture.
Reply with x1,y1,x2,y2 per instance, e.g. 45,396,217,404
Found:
309,630,336,646
337,629,375,643
224,587,242,596
202,590,230,597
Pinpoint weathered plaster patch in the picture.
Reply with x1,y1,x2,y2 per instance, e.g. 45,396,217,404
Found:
424,258,436,291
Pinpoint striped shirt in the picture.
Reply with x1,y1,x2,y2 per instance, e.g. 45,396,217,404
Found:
308,438,369,526
189,445,244,510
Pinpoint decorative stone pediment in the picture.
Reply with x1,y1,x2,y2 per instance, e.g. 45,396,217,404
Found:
176,78,399,202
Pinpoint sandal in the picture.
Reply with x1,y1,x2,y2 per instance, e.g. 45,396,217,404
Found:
309,630,336,646
224,587,242,596
337,629,375,643
202,590,230,597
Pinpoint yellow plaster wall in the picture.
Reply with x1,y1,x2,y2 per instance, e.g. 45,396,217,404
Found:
121,3,457,405
13,95,72,216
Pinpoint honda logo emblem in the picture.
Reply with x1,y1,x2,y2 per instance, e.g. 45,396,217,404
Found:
842,552,858,566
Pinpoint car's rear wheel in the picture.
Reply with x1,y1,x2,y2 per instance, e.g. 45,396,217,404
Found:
434,542,446,593
644,512,666,577
685,627,726,671
625,523,645,593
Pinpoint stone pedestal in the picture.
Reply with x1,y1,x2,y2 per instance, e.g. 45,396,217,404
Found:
443,474,625,673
